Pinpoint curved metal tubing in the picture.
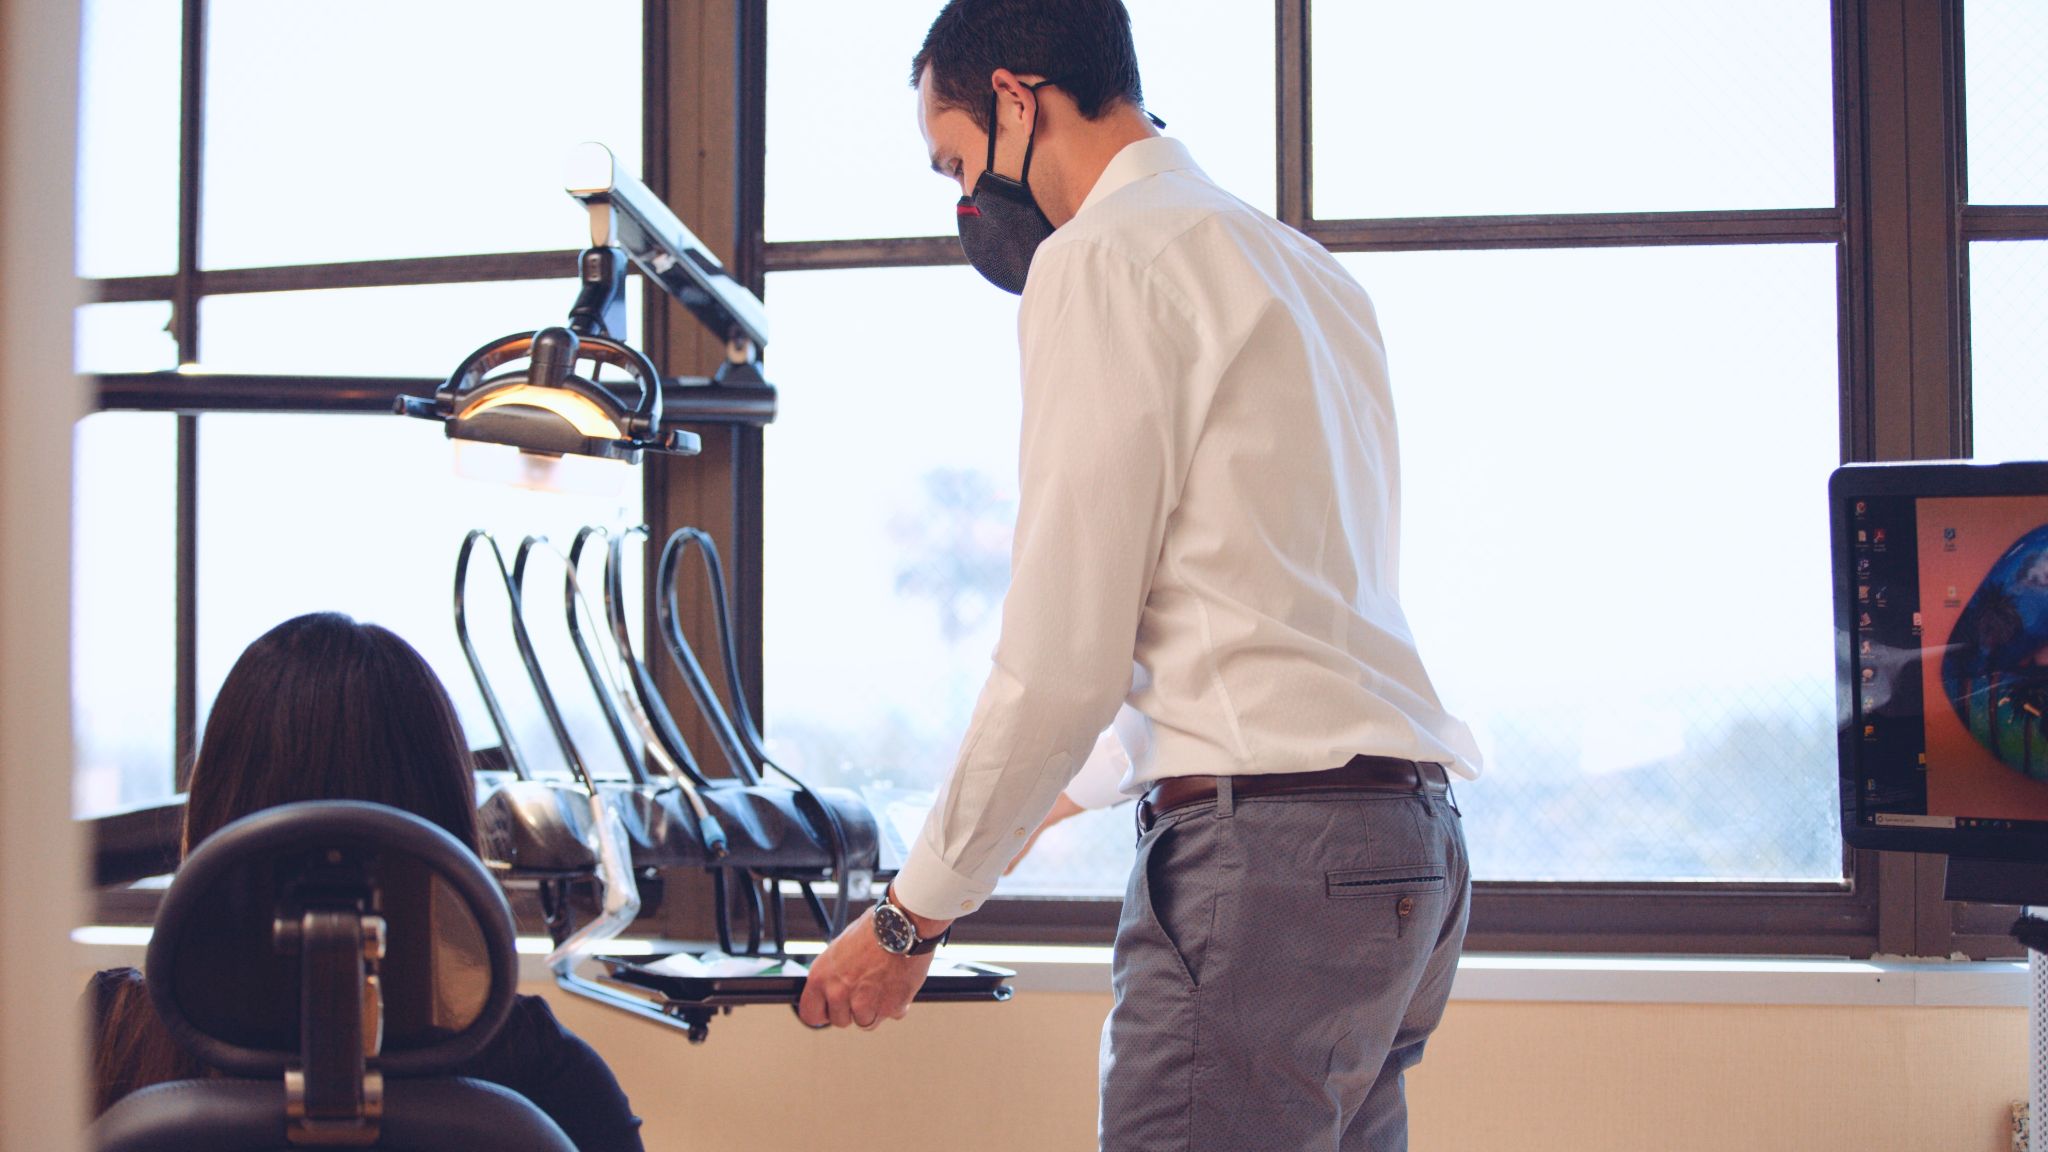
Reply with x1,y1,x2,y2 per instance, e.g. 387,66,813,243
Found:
605,527,713,788
508,536,598,795
453,530,534,781
655,527,856,934
593,527,728,859
494,537,646,973
653,529,763,786
563,526,651,786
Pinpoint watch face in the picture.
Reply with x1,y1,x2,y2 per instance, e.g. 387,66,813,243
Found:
873,902,917,954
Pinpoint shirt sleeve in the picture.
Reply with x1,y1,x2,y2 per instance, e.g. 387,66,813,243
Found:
892,241,1202,919
1062,723,1134,811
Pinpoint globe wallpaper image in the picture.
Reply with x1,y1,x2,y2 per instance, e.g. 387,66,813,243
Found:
1920,496,2048,824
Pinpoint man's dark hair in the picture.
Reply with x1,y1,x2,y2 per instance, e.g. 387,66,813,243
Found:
911,0,1144,131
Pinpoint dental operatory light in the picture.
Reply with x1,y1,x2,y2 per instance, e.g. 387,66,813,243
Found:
399,141,774,461
401,324,685,463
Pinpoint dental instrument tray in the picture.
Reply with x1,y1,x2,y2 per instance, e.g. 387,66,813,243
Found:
595,951,1015,1008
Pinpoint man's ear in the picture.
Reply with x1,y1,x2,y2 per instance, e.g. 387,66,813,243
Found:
988,67,1041,132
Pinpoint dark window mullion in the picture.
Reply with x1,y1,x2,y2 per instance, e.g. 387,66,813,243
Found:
172,0,203,361
1960,205,2048,240
173,415,197,787
84,250,589,307
1307,208,1845,253
170,0,206,784
763,236,965,272
754,207,1850,273
1275,0,1309,228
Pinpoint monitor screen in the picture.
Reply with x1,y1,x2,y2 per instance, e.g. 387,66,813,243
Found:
1835,461,2048,861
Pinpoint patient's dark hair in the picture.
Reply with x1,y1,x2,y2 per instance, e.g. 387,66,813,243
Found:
91,612,477,1116
181,612,478,853
911,0,1144,131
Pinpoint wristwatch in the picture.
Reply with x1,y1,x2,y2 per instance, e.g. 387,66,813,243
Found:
872,888,949,956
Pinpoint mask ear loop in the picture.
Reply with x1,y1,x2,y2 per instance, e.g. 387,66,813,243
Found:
983,89,1000,175
985,80,1056,184
1018,79,1052,184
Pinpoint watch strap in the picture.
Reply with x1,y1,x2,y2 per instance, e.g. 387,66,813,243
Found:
905,924,950,956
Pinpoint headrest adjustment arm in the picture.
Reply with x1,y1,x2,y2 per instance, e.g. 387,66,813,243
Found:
274,870,388,1145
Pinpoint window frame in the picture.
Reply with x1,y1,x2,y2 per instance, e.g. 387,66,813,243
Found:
79,0,772,942
81,0,2048,958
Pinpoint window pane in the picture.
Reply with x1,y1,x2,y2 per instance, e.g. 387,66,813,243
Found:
73,413,178,816
200,0,640,269
197,279,642,377
76,302,179,375
765,1,1273,242
194,415,642,764
1312,2,1835,219
1124,0,1274,216
1340,244,1844,882
761,265,1136,896
1969,240,2048,462
765,3,947,242
76,0,180,278
1964,0,2048,205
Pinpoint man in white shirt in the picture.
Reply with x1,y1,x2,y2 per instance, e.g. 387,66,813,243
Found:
797,2,1480,1148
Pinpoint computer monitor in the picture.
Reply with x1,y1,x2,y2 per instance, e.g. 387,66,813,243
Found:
1832,461,2048,904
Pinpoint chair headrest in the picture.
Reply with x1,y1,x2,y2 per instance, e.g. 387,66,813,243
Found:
145,800,519,1078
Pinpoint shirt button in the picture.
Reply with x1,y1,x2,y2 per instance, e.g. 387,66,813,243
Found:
960,901,974,912
1396,897,1415,918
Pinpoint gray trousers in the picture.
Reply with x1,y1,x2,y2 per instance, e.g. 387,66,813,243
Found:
1098,777,1470,1152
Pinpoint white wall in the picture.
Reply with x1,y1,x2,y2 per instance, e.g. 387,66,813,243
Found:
0,0,85,1146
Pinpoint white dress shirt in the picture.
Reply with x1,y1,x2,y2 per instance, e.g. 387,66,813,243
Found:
892,137,1481,921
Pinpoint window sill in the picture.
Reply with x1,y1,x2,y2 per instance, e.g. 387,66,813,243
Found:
929,945,2032,1007
74,927,2030,1009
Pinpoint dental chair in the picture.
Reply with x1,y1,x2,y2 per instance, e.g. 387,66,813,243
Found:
90,800,575,1152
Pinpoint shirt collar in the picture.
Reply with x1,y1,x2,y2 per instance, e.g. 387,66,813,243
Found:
1076,136,1203,218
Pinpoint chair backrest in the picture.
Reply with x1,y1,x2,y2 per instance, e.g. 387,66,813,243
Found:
91,800,576,1152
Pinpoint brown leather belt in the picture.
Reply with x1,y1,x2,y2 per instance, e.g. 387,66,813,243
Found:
1137,755,1453,833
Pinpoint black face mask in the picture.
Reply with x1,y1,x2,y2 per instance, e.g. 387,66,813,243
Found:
957,82,1054,295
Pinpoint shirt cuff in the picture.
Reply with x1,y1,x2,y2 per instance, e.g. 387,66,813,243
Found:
890,835,998,921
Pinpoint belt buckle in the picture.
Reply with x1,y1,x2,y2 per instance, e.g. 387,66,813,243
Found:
1134,795,1156,842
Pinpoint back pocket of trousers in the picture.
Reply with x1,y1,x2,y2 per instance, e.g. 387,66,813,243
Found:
1325,865,1447,899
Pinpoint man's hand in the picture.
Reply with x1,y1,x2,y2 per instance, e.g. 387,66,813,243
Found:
1006,791,1086,875
796,906,947,1030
